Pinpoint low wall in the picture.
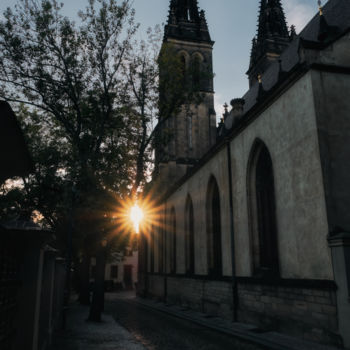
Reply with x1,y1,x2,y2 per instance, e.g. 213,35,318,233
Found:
144,274,341,347
238,278,340,346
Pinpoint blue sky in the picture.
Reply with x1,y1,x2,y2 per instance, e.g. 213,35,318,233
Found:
0,0,317,116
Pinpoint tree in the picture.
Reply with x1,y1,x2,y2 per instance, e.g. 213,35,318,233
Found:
0,0,140,319
0,0,210,320
0,0,139,196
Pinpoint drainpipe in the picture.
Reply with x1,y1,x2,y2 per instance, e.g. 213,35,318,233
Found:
226,141,238,322
225,98,244,322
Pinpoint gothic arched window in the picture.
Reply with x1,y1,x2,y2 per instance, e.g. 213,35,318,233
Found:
185,195,195,274
180,55,186,80
206,176,222,276
169,207,177,274
187,115,193,150
192,55,201,90
247,140,279,276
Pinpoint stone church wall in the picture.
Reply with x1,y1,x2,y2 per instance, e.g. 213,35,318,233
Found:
311,68,350,234
165,147,232,276
163,71,333,282
231,72,333,280
144,71,340,346
145,274,340,345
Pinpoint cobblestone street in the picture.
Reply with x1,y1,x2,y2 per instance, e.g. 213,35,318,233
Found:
106,293,264,350
53,292,340,350
53,292,265,350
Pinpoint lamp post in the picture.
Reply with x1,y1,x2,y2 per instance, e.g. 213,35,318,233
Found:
63,184,76,330
88,237,107,322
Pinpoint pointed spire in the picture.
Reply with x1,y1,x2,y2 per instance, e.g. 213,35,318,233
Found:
167,0,200,23
257,0,289,42
199,10,208,31
164,0,212,43
247,0,291,87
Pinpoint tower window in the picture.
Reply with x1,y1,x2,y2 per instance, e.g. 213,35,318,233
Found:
187,115,193,149
192,56,201,89
180,55,186,81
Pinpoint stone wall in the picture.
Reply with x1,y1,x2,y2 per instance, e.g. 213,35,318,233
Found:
147,275,233,320
238,280,341,346
145,274,341,347
147,274,165,300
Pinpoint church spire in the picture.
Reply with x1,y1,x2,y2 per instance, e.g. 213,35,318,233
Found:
164,0,212,43
247,0,292,87
257,0,289,42
168,0,200,23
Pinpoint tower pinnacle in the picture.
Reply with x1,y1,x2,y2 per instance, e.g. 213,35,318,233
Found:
164,0,212,43
247,0,292,87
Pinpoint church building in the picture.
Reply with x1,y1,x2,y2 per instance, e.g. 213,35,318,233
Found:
138,0,350,348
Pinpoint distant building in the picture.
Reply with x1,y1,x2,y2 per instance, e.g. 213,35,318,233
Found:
91,248,138,290
139,0,350,348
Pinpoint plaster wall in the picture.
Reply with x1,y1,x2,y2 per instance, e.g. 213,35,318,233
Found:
231,72,332,280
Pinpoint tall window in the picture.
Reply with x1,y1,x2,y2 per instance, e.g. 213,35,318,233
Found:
248,140,279,276
185,195,195,274
110,265,118,279
187,115,193,149
180,55,186,81
170,207,177,274
206,176,222,276
192,55,201,90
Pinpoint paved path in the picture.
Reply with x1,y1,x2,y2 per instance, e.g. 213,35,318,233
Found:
53,292,341,350
106,293,265,350
52,301,147,350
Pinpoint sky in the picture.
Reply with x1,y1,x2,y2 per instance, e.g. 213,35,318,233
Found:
0,0,317,116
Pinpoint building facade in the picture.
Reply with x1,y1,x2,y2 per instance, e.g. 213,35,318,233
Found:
139,0,350,348
90,248,138,290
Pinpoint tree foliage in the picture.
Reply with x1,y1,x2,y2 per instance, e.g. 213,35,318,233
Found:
0,0,209,250
0,0,139,224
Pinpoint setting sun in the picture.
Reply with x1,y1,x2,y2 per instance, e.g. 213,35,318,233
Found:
130,203,144,234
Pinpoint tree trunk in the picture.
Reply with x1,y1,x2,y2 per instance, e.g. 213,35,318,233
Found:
88,243,106,322
78,253,91,305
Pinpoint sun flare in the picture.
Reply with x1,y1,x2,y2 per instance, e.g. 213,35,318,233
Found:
130,203,144,234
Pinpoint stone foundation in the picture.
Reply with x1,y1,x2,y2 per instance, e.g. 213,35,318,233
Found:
238,279,341,346
143,274,341,347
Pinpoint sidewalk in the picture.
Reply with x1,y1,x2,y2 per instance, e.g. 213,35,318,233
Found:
52,302,146,350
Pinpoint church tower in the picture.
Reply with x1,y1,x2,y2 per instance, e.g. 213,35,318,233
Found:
247,0,293,87
154,0,217,185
